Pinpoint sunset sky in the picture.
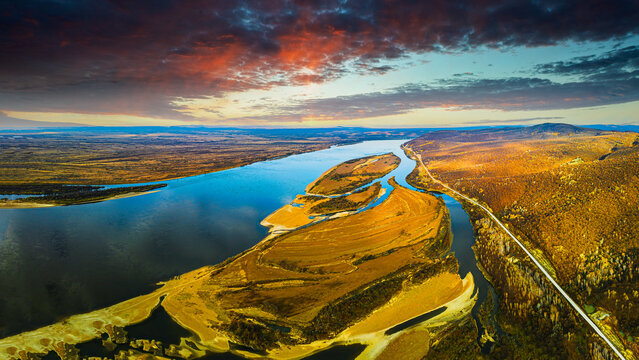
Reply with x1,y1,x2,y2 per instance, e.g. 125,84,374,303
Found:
1,1,639,127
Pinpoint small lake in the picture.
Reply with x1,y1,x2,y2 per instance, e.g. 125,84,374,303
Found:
0,139,493,354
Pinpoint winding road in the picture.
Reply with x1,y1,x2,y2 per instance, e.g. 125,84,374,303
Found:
409,149,628,360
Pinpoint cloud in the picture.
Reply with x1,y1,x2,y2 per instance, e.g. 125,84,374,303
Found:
1,0,638,120
252,75,639,121
535,45,639,80
220,46,639,123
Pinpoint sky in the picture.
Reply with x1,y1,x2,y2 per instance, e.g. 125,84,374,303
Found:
1,0,639,128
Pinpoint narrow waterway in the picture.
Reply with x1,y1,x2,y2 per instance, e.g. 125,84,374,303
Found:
385,142,499,352
0,139,496,357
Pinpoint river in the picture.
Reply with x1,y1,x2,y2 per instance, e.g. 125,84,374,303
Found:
0,139,494,356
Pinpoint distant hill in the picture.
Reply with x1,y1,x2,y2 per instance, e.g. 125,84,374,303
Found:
582,124,639,132
524,123,593,134
418,123,609,142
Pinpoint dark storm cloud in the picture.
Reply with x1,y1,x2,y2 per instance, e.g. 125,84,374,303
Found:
257,75,639,121
1,0,639,119
234,46,639,122
535,46,639,80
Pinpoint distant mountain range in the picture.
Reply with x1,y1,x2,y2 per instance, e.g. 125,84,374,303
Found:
1,115,637,135
416,123,639,142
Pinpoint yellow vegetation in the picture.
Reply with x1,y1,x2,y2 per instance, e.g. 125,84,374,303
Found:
261,182,383,233
374,328,430,360
306,153,400,195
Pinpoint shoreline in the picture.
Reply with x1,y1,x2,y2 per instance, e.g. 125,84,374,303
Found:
0,139,477,360
0,202,55,209
0,140,354,188
0,189,162,209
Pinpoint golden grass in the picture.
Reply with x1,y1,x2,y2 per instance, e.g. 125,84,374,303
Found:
374,328,430,360
261,203,316,231
306,153,399,195
344,272,468,337
261,182,383,233
260,179,444,274
153,177,459,360
162,178,449,331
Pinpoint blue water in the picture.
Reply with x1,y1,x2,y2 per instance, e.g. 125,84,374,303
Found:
0,140,408,336
0,139,493,350
442,193,499,349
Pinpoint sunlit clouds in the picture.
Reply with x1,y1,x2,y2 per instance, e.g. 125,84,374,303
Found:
1,1,639,127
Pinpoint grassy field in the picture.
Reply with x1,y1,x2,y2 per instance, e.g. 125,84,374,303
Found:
262,181,383,233
262,153,399,235
306,153,400,195
159,177,458,357
261,153,397,234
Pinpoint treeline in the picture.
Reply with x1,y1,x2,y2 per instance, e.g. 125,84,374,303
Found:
319,175,383,195
304,257,457,341
303,271,405,340
225,316,283,351
11,183,166,205
309,182,381,214
468,210,596,359
0,184,101,195
572,248,639,351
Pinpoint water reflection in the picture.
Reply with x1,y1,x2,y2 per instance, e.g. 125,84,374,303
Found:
0,140,408,337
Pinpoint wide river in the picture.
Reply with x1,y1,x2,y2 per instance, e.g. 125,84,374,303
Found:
0,139,493,350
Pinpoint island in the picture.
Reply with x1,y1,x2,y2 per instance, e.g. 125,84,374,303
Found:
0,153,473,360
0,184,167,208
261,152,400,234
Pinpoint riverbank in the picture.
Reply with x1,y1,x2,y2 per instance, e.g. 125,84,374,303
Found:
0,184,166,208
0,128,425,185
0,202,55,208
0,147,475,360
0,269,475,360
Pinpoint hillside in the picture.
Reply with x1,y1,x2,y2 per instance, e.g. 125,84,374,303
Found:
405,123,639,359
418,123,607,143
